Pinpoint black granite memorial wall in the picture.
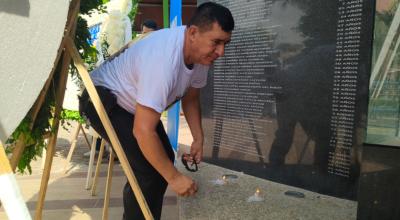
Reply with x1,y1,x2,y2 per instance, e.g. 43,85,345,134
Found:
200,0,375,200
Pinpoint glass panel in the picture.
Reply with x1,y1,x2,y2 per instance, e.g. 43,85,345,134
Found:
366,0,400,146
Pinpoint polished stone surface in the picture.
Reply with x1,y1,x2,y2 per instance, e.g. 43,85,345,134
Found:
200,0,375,200
357,145,400,220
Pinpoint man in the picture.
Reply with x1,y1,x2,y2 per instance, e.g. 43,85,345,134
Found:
141,19,157,34
79,2,234,219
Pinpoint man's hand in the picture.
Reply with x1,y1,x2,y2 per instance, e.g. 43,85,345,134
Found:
168,172,198,196
190,139,203,164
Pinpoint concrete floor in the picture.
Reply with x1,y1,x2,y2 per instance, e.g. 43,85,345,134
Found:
0,117,181,220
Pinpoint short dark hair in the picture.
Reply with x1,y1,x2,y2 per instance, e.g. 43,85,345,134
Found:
188,2,234,32
142,19,157,30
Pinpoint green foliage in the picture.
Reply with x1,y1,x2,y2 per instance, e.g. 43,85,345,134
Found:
60,109,86,132
70,2,106,82
80,0,106,15
129,0,139,38
6,87,54,174
128,0,139,21
61,110,85,124
75,17,98,68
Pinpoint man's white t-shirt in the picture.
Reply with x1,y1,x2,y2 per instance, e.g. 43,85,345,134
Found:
90,26,209,114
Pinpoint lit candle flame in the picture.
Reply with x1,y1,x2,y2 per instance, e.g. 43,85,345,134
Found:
247,187,264,202
255,188,261,196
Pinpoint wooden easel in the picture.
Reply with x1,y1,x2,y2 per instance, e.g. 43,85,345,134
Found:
65,35,155,218
62,123,92,174
67,33,157,217
1,0,154,219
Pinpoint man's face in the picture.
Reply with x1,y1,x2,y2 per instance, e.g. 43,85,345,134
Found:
190,22,231,65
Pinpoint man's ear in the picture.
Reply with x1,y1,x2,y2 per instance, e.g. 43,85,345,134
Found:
187,25,199,42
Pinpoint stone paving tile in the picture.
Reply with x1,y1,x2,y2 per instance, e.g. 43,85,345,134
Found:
23,196,176,211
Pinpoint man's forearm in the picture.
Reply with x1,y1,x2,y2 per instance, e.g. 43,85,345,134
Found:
133,104,197,196
182,96,203,142
134,129,179,182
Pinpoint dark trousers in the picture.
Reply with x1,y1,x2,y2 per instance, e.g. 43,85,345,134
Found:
79,86,174,220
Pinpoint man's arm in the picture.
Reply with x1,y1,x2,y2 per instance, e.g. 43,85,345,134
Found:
133,104,197,196
181,87,204,163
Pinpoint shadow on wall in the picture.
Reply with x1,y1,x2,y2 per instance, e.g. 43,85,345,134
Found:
0,0,30,17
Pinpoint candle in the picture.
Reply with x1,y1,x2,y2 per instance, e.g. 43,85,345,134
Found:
247,187,264,202
255,188,261,197
211,175,227,186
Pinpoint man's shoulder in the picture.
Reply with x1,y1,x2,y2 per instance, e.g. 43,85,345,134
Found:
130,27,182,55
142,26,184,41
